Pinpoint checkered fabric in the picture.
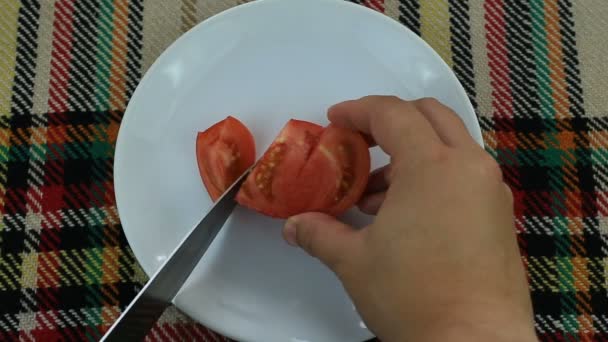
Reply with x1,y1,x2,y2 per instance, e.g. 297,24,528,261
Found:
0,0,606,341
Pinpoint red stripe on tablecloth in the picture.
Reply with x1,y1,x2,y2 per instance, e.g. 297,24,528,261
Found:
48,0,75,113
363,0,385,13
484,0,529,271
485,0,513,118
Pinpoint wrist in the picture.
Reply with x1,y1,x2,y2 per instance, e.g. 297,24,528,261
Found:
414,317,537,342
389,304,537,342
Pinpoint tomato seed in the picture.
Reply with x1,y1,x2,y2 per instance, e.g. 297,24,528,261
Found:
334,143,355,203
253,142,286,200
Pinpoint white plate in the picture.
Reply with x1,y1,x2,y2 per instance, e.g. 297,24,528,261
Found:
114,0,482,341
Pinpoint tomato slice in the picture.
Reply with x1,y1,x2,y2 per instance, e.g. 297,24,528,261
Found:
236,120,370,218
196,116,255,201
236,120,323,217
299,124,371,216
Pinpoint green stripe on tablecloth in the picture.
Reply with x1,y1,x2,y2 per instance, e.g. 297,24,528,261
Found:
95,0,115,110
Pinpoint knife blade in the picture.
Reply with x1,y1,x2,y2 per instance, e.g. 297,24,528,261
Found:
101,168,251,341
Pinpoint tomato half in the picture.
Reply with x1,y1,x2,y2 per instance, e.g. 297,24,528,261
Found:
236,120,370,218
196,116,255,201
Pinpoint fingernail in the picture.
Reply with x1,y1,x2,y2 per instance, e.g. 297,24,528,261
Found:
283,217,298,247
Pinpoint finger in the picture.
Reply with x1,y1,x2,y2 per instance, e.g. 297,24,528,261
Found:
503,183,514,205
357,192,386,215
412,98,476,147
364,164,392,194
328,96,442,158
283,212,363,274
362,133,377,147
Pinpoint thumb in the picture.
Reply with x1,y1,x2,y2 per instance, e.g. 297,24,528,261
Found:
283,212,362,273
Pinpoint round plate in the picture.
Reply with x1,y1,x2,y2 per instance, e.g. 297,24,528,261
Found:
114,0,482,341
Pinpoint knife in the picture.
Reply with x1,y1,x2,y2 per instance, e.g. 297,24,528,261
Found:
101,168,251,341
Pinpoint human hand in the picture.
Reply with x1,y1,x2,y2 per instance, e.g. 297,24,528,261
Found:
282,96,536,342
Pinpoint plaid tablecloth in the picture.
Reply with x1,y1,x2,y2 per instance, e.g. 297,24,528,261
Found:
0,0,606,341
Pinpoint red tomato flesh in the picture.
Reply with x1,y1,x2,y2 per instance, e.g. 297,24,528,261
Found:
236,120,370,218
196,116,255,201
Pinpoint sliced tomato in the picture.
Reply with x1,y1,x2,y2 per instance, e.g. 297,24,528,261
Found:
196,116,255,201
299,124,371,216
236,120,370,218
236,120,323,217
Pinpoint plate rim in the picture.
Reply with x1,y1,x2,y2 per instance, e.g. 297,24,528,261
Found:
113,0,481,340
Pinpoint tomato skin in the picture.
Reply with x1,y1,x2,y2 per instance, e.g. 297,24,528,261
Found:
236,120,323,217
236,120,370,218
196,116,255,201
